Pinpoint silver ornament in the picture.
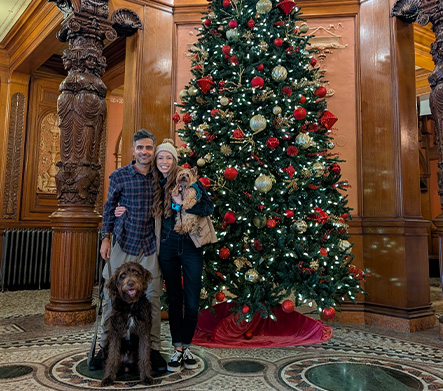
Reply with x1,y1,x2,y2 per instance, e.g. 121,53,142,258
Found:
255,174,273,193
226,29,240,41
256,0,272,14
245,268,260,283
250,114,267,132
294,219,307,233
295,133,311,149
271,65,288,81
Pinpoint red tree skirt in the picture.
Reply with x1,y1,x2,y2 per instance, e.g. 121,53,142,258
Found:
193,302,333,348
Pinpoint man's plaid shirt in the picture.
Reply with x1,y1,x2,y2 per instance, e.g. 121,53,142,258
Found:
102,162,155,256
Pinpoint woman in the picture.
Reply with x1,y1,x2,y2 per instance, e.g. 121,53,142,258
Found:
116,139,215,373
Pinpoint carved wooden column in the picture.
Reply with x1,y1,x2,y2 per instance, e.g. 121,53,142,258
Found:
45,0,141,326
392,0,443,338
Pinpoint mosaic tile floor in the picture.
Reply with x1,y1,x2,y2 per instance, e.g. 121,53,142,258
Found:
0,288,443,391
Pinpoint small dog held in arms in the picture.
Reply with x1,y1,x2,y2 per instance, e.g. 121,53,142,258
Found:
101,262,154,387
171,166,200,234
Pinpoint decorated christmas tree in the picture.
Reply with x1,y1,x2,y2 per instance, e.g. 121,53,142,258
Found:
174,0,368,322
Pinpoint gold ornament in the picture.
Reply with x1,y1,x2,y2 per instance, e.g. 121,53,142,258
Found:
204,153,213,162
294,219,307,233
310,260,319,271
188,86,198,96
258,41,268,52
200,287,208,299
256,0,272,14
255,174,273,193
253,215,267,228
226,29,240,41
271,65,288,81
179,89,188,100
196,123,209,138
220,96,230,106
245,268,260,283
197,158,206,167
221,145,232,156
338,239,352,254
273,106,282,115
313,162,325,177
250,114,267,132
295,133,311,149
327,141,335,149
207,11,215,19
234,257,252,270
299,22,309,33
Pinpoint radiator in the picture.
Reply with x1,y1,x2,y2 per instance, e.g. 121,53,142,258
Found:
0,229,53,291
0,229,103,292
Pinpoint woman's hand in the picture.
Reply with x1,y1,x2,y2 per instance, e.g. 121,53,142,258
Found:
172,194,183,205
115,203,127,217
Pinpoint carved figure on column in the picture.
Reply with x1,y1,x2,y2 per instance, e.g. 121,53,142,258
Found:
49,0,142,205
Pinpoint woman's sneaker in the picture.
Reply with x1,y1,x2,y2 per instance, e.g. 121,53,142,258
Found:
182,348,198,370
167,350,183,372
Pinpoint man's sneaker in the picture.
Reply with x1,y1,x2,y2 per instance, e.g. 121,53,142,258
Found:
167,349,184,372
182,348,198,370
151,349,167,373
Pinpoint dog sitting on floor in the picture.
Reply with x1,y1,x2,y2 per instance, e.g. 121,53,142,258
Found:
171,166,200,234
101,262,154,387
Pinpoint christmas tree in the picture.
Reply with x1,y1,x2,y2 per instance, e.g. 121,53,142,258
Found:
174,0,368,322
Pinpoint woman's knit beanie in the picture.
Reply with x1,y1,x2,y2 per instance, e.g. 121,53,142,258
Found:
155,138,178,160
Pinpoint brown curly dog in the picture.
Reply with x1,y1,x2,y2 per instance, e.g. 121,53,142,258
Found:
101,262,154,387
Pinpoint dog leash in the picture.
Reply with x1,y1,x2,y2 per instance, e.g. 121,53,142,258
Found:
87,255,113,368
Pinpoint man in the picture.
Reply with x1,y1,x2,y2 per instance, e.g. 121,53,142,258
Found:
93,128,166,372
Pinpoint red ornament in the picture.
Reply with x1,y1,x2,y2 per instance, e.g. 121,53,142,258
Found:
211,108,219,117
285,209,294,218
197,77,215,94
299,96,306,104
230,56,239,66
267,218,277,228
310,57,317,67
341,213,349,220
219,247,230,259
277,0,296,15
254,240,262,251
319,248,328,256
222,45,231,55
293,107,307,120
182,163,192,169
329,163,341,174
274,38,283,46
199,176,211,189
242,305,250,314
287,146,299,156
322,307,336,320
274,21,285,27
266,137,280,149
215,292,226,302
172,112,180,123
182,112,192,123
319,110,338,130
308,123,319,132
282,86,292,96
224,211,237,224
222,0,231,7
204,19,212,26
314,86,327,98
256,64,264,71
244,331,253,340
282,133,292,141
251,76,264,89
232,129,244,139
228,20,238,29
248,18,256,30
283,164,295,178
282,299,295,313
224,167,238,180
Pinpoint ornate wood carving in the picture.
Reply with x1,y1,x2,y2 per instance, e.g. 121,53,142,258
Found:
3,93,25,220
45,0,142,326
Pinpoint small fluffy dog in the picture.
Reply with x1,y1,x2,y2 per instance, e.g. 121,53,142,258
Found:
101,262,153,387
172,167,200,234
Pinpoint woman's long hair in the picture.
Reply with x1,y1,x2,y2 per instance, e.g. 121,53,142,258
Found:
152,157,181,218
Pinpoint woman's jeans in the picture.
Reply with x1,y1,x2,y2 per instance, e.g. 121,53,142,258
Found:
158,227,203,347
